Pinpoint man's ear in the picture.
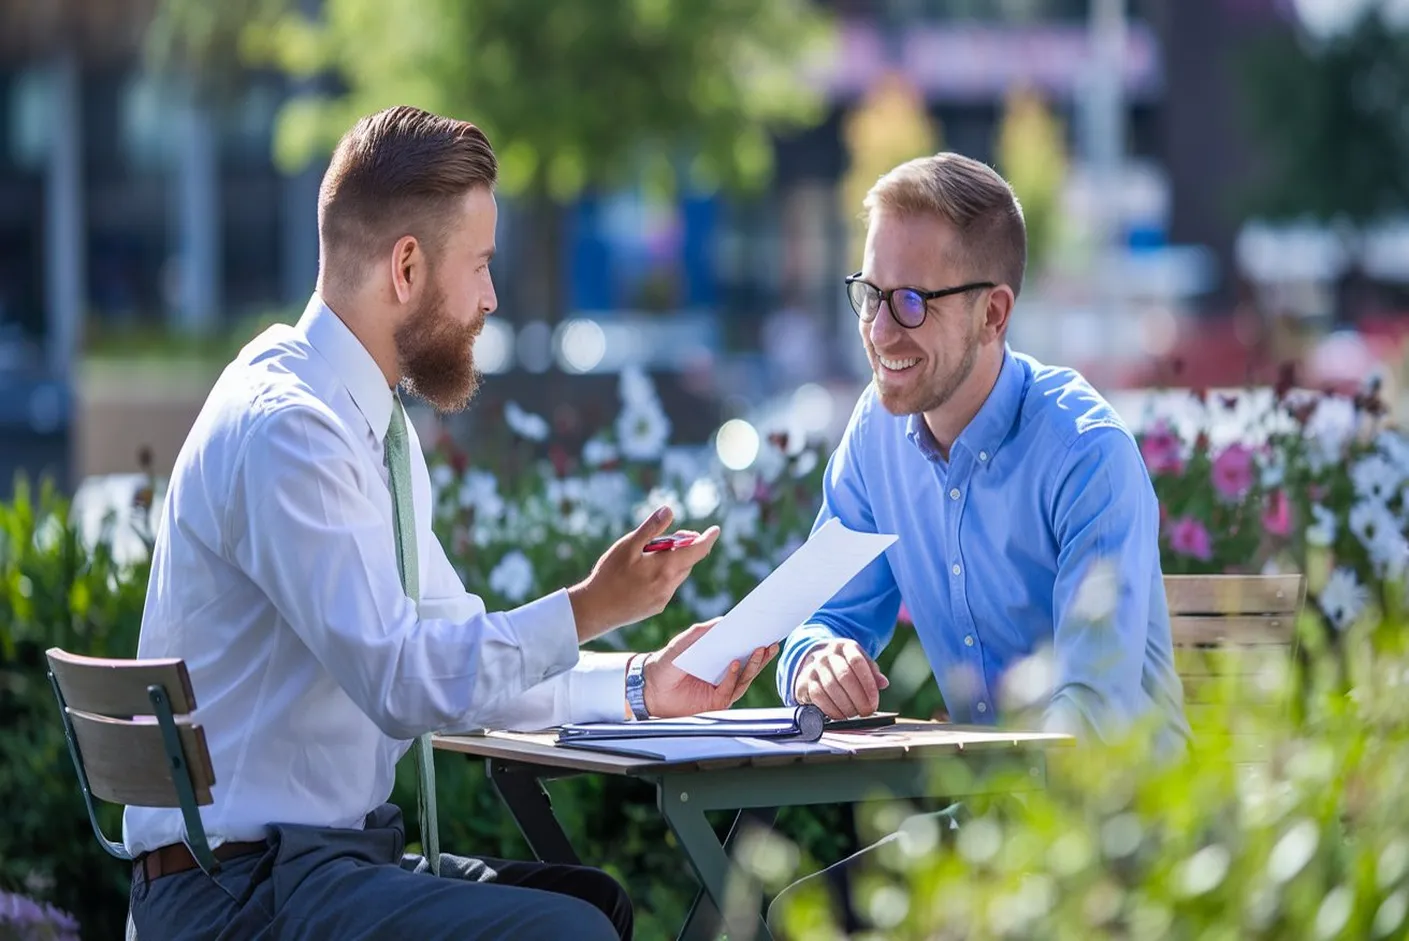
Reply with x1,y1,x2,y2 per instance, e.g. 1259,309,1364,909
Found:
984,284,1016,341
390,235,421,304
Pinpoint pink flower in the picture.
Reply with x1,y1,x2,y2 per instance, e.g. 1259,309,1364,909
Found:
1169,516,1213,560
1262,489,1291,537
1140,421,1184,476
1211,443,1254,501
897,603,913,625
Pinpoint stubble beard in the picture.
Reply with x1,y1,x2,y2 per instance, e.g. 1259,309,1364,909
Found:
874,324,981,417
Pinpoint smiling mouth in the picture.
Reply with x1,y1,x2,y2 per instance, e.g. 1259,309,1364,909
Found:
878,356,920,372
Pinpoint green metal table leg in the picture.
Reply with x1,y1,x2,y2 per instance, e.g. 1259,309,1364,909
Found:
659,785,772,941
677,807,777,941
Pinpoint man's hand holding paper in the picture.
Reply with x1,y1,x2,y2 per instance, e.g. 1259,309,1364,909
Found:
671,519,897,687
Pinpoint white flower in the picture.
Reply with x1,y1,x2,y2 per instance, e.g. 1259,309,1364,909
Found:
1352,454,1406,504
1258,448,1286,489
635,486,684,524
616,402,671,462
457,470,504,520
754,441,787,484
430,463,455,499
1350,499,1398,546
1364,527,1409,581
1318,567,1370,630
582,471,633,524
545,476,587,507
619,365,659,411
1306,504,1337,547
504,401,550,441
660,447,700,486
488,550,535,603
1376,430,1409,470
684,478,722,519
723,503,761,543
1303,395,1358,471
582,438,618,467
792,450,820,478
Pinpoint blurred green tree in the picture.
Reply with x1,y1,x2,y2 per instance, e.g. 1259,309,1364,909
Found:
1238,6,1409,224
150,0,832,324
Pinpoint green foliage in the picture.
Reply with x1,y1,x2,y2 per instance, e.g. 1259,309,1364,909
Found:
0,476,153,940
1237,9,1409,223
770,627,1409,940
227,0,832,201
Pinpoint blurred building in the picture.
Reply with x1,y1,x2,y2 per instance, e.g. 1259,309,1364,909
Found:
0,0,1312,486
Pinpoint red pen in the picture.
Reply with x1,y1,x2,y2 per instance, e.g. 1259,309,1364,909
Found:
643,534,697,553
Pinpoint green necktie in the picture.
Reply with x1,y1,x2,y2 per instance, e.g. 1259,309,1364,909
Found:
384,394,441,875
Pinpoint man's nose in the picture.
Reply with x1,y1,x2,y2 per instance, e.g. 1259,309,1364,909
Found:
869,300,904,348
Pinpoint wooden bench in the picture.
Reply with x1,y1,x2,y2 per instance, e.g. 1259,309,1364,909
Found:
45,648,219,941
1165,573,1306,759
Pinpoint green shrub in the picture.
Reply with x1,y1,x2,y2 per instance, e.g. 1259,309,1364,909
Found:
0,476,153,939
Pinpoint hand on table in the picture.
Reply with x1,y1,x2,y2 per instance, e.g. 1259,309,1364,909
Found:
640,620,778,718
793,638,889,719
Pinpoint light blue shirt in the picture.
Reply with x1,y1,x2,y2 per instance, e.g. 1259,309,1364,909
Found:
779,347,1189,752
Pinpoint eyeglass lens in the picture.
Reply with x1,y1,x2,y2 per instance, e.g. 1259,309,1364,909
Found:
849,281,927,328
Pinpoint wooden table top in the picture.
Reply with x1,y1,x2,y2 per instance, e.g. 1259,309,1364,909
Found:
433,720,1074,776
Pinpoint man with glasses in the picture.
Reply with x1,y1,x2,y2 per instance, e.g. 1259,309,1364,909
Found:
768,152,1189,932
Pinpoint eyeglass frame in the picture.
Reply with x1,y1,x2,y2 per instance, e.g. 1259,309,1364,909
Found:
844,271,997,329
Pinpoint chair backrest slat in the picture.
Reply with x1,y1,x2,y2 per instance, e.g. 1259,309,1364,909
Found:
46,648,195,716
66,710,214,807
1164,574,1306,722
1170,615,1295,647
1165,574,1304,617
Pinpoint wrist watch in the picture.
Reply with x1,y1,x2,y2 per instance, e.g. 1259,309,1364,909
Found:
625,654,650,721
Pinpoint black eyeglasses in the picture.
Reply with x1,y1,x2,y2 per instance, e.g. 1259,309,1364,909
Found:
845,272,996,329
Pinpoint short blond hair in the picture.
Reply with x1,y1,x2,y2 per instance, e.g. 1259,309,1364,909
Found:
863,153,1027,298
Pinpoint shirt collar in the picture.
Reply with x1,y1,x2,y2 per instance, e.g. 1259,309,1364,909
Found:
905,344,1025,465
297,293,395,442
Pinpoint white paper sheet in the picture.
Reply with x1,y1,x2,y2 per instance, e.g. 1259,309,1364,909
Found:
673,518,897,684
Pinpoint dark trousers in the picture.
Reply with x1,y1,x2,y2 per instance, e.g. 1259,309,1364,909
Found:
128,804,631,941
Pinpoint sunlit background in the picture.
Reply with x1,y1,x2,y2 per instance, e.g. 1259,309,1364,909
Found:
0,0,1406,488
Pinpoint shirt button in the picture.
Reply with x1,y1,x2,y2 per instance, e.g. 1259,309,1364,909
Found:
949,488,960,500
977,701,988,714
979,451,989,462
964,635,974,647
951,563,961,576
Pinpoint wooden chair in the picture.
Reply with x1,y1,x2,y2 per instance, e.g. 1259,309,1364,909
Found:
1165,573,1306,757
45,648,219,940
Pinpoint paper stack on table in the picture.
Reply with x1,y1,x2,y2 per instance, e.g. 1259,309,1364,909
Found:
672,519,897,684
558,705,827,744
554,707,901,762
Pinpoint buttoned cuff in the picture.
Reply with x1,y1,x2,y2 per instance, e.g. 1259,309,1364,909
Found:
510,588,581,685
569,651,634,723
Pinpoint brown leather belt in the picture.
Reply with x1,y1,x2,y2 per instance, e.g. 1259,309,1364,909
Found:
137,840,268,881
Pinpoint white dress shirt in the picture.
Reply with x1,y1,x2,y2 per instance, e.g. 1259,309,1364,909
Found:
122,295,629,855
